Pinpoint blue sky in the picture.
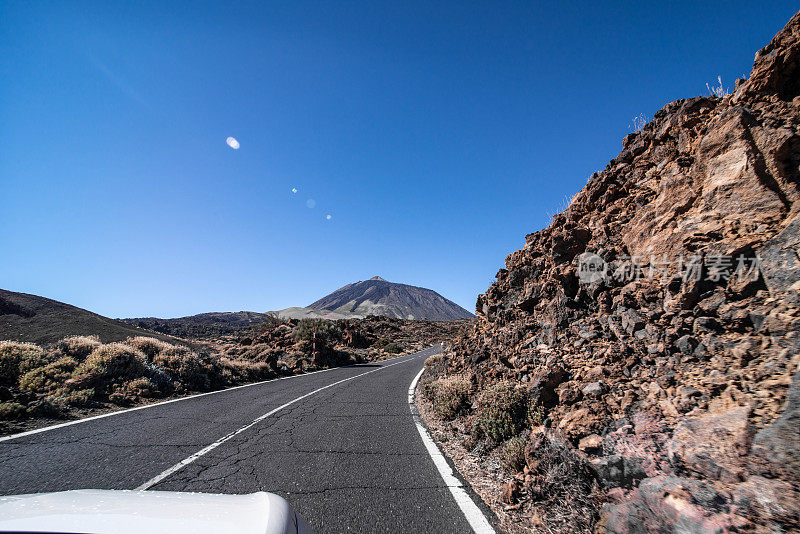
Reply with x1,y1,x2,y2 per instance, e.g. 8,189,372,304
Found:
1,2,797,318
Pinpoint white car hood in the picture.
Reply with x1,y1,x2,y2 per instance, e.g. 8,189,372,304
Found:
0,489,311,534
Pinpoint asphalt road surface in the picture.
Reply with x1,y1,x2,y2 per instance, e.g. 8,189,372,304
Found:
0,346,490,533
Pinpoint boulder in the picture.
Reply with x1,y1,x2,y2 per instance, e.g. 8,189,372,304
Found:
593,455,646,489
599,475,747,534
751,368,800,483
667,405,753,483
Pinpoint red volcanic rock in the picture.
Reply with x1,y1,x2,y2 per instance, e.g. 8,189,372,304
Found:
433,10,800,533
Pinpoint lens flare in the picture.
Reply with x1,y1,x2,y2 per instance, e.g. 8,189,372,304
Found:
291,188,298,194
326,214,332,220
226,137,240,149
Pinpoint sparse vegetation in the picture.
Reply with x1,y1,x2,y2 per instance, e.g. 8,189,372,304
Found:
0,402,26,420
56,336,100,360
1,314,467,432
476,381,529,442
422,375,471,420
707,75,730,97
383,342,403,354
292,319,342,353
500,436,526,473
630,113,649,132
0,341,46,387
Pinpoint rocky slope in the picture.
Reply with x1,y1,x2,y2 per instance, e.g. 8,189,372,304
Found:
428,11,800,533
122,311,270,338
310,276,474,321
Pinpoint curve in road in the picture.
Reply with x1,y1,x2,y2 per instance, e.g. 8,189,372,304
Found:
0,346,496,533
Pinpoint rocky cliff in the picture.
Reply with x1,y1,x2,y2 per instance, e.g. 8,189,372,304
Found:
433,11,800,533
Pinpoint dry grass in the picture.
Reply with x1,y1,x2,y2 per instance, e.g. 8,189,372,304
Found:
707,75,730,98
524,429,601,533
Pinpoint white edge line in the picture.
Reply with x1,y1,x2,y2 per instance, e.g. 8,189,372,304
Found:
0,352,417,444
408,366,496,534
135,351,429,490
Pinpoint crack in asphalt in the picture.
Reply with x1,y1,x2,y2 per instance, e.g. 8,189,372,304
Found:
0,347,479,533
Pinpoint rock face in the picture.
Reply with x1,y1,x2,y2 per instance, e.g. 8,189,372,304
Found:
309,276,474,321
437,11,800,533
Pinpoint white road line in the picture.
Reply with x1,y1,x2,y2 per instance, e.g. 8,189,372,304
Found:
0,352,417,444
135,353,427,490
407,367,496,534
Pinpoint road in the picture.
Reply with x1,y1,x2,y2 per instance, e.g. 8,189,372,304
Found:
0,346,492,533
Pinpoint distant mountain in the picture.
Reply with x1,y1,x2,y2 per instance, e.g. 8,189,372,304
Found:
309,276,473,321
0,289,183,346
121,311,270,339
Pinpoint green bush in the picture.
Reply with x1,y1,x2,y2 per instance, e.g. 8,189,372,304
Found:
0,402,26,420
383,342,403,354
0,341,46,387
500,436,527,473
26,398,61,418
527,401,546,427
292,319,341,352
476,381,529,442
57,336,101,361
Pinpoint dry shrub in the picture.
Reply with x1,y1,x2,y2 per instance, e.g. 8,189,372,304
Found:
122,377,159,398
0,341,46,387
424,352,446,372
427,375,471,420
528,401,546,427
383,342,403,354
26,397,61,417
153,346,210,391
73,343,148,394
19,356,78,394
0,402,26,420
500,436,527,473
57,336,101,360
220,357,272,382
124,337,172,361
525,429,600,533
239,344,276,361
53,388,95,407
476,381,529,443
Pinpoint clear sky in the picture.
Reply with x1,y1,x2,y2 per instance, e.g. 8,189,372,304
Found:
1,2,797,318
